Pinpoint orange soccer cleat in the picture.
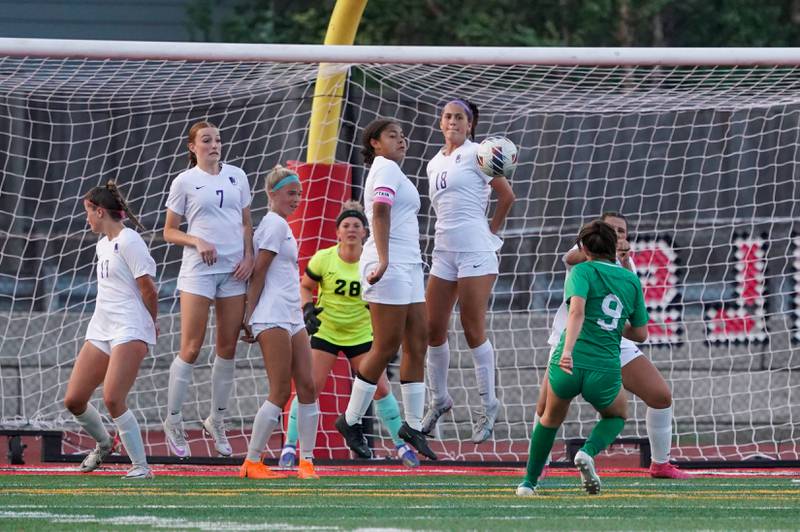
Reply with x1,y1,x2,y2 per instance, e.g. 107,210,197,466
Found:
239,459,288,480
297,458,320,480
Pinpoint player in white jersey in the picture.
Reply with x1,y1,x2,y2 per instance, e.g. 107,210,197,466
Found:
239,165,320,480
63,182,158,479
422,98,517,443
335,119,437,462
536,212,689,479
162,121,254,458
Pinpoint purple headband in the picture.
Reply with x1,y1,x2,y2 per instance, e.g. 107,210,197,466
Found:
444,99,473,122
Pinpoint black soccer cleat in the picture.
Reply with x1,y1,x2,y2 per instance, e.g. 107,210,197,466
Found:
335,415,372,459
398,422,438,461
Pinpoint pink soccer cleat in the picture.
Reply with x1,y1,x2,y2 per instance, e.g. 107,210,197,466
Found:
649,461,691,479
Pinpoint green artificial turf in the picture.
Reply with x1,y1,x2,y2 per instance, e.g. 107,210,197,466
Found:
0,474,798,530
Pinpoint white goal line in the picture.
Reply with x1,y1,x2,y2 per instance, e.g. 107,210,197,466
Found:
0,38,800,66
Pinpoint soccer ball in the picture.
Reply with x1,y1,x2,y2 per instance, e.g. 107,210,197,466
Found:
476,136,518,178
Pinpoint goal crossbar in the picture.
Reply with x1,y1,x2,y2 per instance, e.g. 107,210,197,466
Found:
1,38,800,66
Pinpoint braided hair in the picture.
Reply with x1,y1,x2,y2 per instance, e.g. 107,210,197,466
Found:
84,180,145,231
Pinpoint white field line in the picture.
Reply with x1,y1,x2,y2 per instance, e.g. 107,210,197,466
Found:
0,511,336,531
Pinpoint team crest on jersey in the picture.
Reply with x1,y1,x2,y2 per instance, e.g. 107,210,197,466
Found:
113,243,119,253
229,176,236,185
455,154,462,163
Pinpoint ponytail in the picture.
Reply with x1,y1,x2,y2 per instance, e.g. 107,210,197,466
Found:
84,181,145,231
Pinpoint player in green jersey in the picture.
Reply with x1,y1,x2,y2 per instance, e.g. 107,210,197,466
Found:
279,201,419,468
517,220,649,496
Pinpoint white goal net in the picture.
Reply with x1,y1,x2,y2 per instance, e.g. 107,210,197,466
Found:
1,42,798,463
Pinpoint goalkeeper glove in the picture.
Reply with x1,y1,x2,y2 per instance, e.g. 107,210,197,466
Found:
303,302,323,335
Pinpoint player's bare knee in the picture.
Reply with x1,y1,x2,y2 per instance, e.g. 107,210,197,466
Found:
460,318,486,348
539,412,561,428
180,344,203,363
646,392,672,410
269,387,292,407
63,395,86,415
214,346,236,360
428,331,448,347
295,381,316,404
463,330,486,349
103,394,126,418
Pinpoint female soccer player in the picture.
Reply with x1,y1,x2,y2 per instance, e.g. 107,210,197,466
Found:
239,165,319,480
334,118,436,461
422,98,516,443
535,212,689,479
162,121,254,458
517,220,649,496
63,181,158,479
278,202,419,468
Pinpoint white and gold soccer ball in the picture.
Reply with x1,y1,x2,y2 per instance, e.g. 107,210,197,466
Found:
476,136,518,178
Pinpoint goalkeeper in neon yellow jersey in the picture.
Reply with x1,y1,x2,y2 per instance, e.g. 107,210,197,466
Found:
517,220,649,496
279,201,419,468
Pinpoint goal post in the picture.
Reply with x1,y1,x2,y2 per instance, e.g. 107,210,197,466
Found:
1,38,799,465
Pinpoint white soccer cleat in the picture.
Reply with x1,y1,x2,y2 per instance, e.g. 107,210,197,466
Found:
278,444,297,468
79,435,118,473
515,480,537,497
471,398,500,444
574,450,601,494
123,465,154,480
203,415,232,457
396,443,420,468
421,395,454,434
163,417,190,458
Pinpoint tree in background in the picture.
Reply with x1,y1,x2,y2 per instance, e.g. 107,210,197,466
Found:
188,0,800,46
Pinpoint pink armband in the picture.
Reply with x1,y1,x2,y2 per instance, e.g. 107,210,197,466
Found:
373,186,395,205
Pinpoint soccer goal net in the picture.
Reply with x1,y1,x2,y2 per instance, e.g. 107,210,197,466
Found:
0,41,798,464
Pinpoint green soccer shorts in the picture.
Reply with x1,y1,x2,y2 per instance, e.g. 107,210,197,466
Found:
548,364,622,410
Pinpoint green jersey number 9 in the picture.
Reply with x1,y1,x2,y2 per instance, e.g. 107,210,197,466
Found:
597,294,623,331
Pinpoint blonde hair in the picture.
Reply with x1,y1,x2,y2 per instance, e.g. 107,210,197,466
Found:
265,164,297,192
340,200,363,214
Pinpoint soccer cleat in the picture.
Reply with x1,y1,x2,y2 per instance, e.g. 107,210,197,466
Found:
239,459,287,479
163,417,190,458
398,422,438,461
278,444,297,468
79,434,119,473
650,461,691,479
123,465,154,480
421,395,454,434
574,450,601,495
202,415,232,457
396,443,420,468
515,479,537,497
471,398,500,444
297,458,319,480
334,415,372,459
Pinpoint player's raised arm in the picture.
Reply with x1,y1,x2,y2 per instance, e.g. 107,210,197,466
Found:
423,98,518,444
